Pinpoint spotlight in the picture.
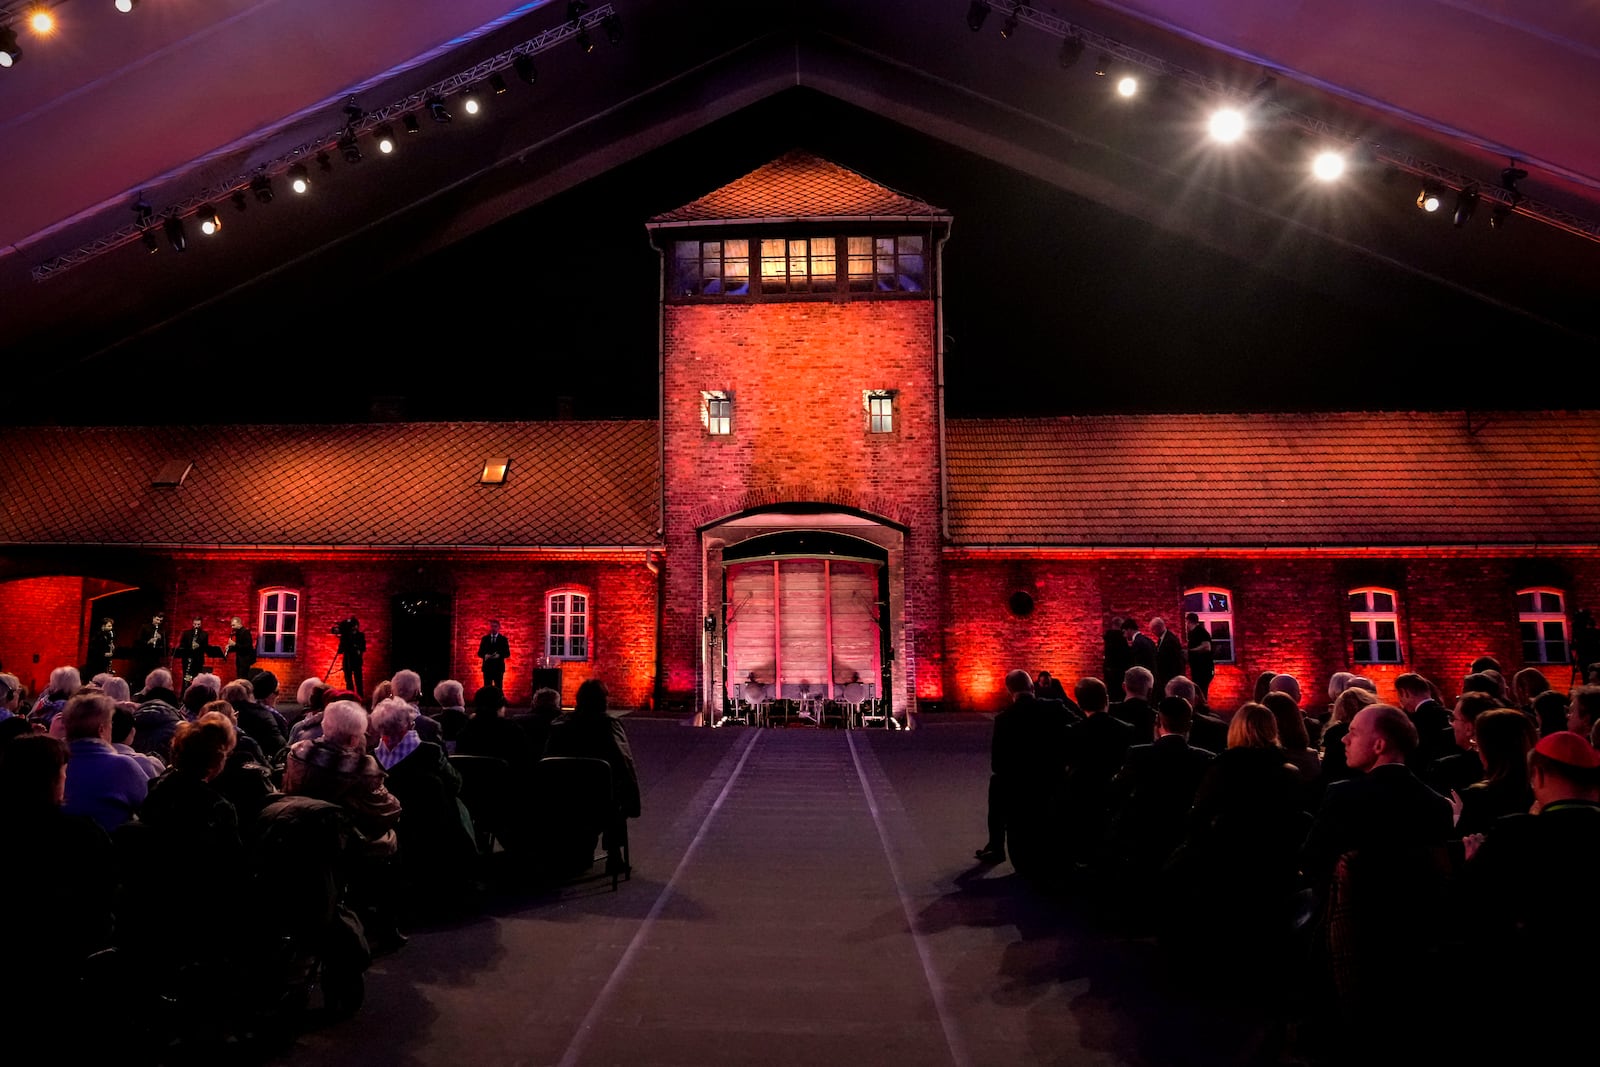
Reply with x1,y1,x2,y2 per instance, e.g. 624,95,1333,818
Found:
1115,74,1138,98
140,227,159,253
565,0,588,22
603,12,622,45
339,132,362,163
403,113,419,134
514,54,537,84
315,151,332,174
196,204,222,236
230,190,248,212
27,5,54,34
1252,74,1277,101
427,96,451,123
1490,204,1513,229
1416,184,1442,213
999,8,1019,38
115,0,137,11
1208,107,1246,143
1058,35,1084,69
131,195,153,225
1500,161,1528,197
576,27,593,53
1453,184,1479,227
1310,150,1346,182
0,26,20,66
163,215,187,252
288,163,310,193
342,96,364,127
250,173,274,203
489,72,507,95
966,1,990,32
462,88,481,116
374,123,396,154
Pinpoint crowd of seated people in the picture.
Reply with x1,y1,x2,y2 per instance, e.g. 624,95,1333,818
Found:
981,659,1600,1065
0,661,642,1055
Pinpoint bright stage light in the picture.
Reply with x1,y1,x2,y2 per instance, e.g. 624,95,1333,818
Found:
1208,107,1246,144
1311,151,1346,182
1115,75,1138,98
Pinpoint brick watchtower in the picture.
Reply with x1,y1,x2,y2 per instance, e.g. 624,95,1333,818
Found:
646,152,952,721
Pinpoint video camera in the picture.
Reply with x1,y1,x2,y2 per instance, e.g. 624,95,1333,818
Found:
330,616,360,637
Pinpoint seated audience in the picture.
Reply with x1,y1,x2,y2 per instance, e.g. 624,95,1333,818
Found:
1319,685,1377,786
1453,708,1536,838
370,697,478,910
1061,676,1133,868
1110,667,1155,743
1568,685,1600,741
1531,689,1570,737
431,679,470,753
1106,695,1215,890
132,668,185,763
109,704,164,778
544,678,641,872
61,690,148,833
456,686,536,772
1394,672,1456,767
226,676,287,759
389,670,443,746
1166,675,1225,753
1426,691,1501,796
28,665,81,727
514,686,563,756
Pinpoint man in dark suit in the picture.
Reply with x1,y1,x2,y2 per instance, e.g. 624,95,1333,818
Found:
336,618,366,698
477,619,510,690
1462,731,1600,1055
1062,675,1135,867
89,616,117,677
1103,615,1131,702
133,611,167,682
1110,666,1156,744
1185,611,1215,702
976,669,1070,869
1167,675,1228,755
225,615,256,680
1123,617,1157,676
1107,695,1215,882
173,616,213,687
1395,672,1456,768
1151,616,1185,696
1301,703,1452,901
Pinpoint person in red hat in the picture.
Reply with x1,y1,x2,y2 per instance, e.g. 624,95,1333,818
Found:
1462,730,1600,1059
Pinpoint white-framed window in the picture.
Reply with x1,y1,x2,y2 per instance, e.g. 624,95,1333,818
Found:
701,390,732,435
1349,588,1403,664
547,588,589,661
865,390,895,434
1517,587,1570,664
1182,587,1235,663
257,588,299,656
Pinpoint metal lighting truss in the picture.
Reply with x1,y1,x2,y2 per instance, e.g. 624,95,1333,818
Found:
988,1,1600,244
32,5,617,281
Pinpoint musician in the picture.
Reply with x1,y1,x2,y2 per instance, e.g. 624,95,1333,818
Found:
174,616,214,687
90,617,117,676
477,619,510,689
225,616,257,679
133,612,167,682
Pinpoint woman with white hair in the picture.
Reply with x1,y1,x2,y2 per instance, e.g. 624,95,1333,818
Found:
28,666,82,727
282,700,401,850
369,697,478,909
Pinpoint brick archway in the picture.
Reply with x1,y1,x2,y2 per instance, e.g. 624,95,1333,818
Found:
691,486,908,533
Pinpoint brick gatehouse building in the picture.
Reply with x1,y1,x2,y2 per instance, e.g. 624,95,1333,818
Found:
3,152,1598,716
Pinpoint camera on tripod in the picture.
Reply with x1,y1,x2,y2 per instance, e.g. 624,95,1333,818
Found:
330,616,360,638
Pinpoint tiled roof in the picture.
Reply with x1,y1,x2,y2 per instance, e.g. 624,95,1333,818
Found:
649,150,949,224
0,421,660,548
945,411,1600,547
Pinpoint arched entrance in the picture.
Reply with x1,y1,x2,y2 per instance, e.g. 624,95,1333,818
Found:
391,592,454,702
722,530,889,711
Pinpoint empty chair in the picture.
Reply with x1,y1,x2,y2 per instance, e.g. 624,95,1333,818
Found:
533,756,630,889
841,679,867,728
449,754,515,855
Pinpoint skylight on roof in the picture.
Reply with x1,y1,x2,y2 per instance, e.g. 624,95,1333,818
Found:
480,457,509,485
152,460,192,487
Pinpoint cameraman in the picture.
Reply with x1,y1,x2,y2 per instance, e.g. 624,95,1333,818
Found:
333,617,367,699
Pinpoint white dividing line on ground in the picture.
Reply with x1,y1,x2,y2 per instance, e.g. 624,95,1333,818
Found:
557,727,763,1067
846,731,972,1067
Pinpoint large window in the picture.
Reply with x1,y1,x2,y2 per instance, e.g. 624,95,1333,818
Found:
847,235,926,292
670,233,927,300
257,588,299,656
1518,588,1570,664
1349,588,1403,664
547,589,589,661
1182,588,1235,663
670,239,750,297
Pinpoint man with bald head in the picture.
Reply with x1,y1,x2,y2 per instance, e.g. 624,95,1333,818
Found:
1301,703,1452,898
976,669,1069,871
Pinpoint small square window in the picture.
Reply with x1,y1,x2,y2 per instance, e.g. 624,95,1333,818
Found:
702,391,733,435
479,456,509,484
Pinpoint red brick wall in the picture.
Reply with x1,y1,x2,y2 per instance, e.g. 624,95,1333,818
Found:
0,576,86,698
660,299,944,710
153,554,656,708
943,552,1600,714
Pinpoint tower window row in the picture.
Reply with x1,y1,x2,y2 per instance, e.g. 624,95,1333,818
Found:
670,234,928,300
